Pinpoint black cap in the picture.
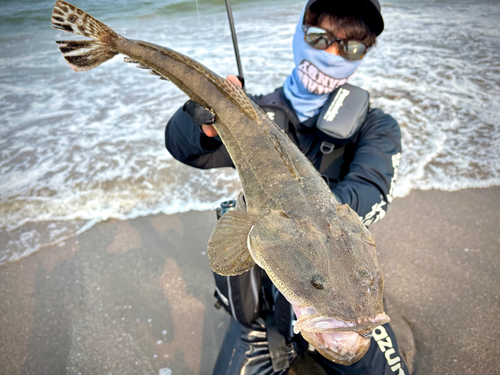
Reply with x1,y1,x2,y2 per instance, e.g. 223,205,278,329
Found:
305,0,384,36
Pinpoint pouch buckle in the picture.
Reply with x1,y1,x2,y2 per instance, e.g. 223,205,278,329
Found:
320,141,335,155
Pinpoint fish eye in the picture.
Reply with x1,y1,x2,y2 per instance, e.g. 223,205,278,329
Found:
311,275,324,289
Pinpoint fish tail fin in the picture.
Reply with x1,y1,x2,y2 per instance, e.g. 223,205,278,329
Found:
55,40,117,72
51,1,120,71
51,1,118,41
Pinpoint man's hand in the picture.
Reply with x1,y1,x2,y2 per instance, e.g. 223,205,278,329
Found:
199,75,243,137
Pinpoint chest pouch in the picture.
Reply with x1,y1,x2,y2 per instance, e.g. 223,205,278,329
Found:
317,83,369,144
316,84,369,186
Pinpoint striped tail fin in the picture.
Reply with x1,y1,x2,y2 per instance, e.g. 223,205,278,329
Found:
51,1,120,71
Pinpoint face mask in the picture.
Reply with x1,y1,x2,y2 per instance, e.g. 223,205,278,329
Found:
283,2,362,122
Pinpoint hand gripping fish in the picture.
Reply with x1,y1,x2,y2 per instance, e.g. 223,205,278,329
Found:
51,1,390,365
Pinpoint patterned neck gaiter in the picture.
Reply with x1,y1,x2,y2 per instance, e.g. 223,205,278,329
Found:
283,2,362,122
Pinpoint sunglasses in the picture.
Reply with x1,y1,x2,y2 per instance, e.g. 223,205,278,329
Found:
302,25,368,61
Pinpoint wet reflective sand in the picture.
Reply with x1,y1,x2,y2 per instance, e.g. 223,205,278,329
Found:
0,187,499,374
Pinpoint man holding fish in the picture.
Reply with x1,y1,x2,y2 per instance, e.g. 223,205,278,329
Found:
166,0,407,374
51,0,408,372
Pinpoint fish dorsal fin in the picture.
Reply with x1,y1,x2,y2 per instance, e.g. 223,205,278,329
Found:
208,210,258,276
135,41,260,122
264,129,302,183
162,50,260,122
217,78,261,123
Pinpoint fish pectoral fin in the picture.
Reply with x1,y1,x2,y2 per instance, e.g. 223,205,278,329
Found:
208,210,257,276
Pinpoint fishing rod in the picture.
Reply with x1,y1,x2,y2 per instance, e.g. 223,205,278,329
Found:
224,0,245,92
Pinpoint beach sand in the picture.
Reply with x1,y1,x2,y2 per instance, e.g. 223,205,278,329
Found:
0,187,498,374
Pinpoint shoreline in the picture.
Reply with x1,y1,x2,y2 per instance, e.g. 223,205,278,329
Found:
3,178,500,267
0,187,499,374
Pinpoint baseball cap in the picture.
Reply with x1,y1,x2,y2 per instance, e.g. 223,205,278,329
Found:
305,0,385,36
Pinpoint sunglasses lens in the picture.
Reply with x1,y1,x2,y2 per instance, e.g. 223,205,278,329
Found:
343,41,367,61
304,26,332,50
304,26,368,60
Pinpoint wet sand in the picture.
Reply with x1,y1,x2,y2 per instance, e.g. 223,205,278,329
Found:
0,187,498,374
369,187,500,374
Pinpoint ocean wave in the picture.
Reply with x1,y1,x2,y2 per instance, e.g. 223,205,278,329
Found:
0,0,499,263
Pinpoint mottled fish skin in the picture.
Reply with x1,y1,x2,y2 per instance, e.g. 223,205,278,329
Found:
52,1,389,365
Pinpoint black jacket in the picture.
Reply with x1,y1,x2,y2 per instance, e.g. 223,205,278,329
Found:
165,88,401,226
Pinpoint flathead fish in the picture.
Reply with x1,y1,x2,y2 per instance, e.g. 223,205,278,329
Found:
51,0,390,365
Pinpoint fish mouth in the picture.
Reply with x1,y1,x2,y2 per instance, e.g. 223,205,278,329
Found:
292,305,390,365
301,329,371,366
293,309,390,334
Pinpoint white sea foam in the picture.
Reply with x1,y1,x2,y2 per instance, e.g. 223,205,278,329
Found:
0,0,499,264
159,368,172,375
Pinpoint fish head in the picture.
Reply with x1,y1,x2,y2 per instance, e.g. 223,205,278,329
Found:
248,205,389,365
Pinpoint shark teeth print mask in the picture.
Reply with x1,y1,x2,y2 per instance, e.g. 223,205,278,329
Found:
283,2,362,122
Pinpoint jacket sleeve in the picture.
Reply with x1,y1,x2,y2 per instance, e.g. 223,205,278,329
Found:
164,105,234,169
332,108,401,226
165,93,263,169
